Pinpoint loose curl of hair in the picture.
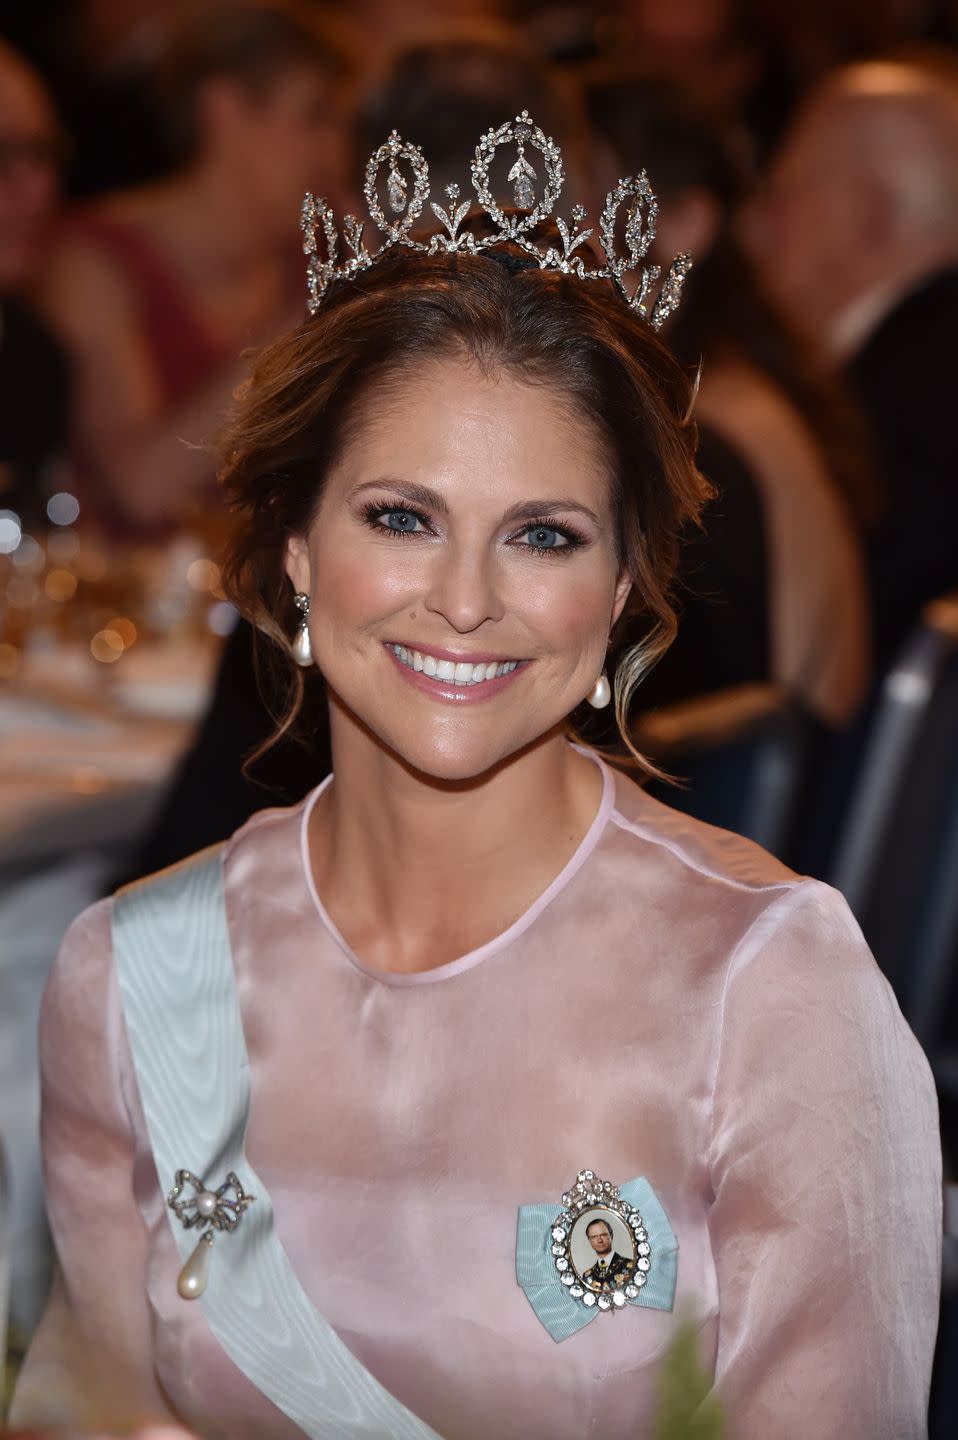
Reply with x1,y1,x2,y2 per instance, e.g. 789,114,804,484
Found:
219,247,712,776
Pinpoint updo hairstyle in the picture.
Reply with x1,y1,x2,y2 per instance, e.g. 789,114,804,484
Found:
219,249,712,771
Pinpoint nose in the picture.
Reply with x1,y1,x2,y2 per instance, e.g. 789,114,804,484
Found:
422,536,505,634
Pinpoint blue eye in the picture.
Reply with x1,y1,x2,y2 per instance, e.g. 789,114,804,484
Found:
383,510,422,532
521,525,568,550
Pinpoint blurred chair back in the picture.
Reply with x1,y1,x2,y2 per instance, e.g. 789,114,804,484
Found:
641,684,811,855
829,595,958,1049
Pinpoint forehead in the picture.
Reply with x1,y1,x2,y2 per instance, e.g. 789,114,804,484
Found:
331,354,612,506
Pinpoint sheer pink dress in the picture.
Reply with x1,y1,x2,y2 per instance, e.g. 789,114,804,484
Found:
12,753,942,1438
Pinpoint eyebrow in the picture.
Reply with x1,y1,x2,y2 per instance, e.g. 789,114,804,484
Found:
349,479,603,528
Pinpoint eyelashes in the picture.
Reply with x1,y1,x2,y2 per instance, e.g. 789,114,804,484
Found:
358,498,588,558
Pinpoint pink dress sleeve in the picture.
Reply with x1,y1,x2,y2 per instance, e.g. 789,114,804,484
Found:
708,881,941,1438
10,899,179,1430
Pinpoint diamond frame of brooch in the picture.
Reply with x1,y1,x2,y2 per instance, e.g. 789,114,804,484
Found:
549,1169,652,1313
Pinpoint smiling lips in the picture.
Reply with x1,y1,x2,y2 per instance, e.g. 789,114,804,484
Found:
388,643,521,688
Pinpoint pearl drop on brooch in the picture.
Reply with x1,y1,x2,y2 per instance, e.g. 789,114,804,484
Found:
177,1233,213,1300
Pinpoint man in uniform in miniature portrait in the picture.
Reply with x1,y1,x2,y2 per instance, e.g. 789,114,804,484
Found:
581,1217,634,1292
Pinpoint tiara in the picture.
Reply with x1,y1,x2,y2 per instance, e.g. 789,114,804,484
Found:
300,110,691,330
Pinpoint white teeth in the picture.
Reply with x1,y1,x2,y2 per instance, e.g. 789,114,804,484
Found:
390,645,519,686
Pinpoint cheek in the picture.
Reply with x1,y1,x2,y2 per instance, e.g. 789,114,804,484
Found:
309,535,417,629
512,565,616,654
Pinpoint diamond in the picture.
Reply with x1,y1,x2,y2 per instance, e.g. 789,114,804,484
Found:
635,1272,647,1288
556,1258,568,1272
387,162,407,214
551,1226,566,1242
570,1284,584,1298
612,1290,626,1307
597,1294,612,1310
624,1283,638,1299
561,1271,576,1286
637,1257,650,1272
583,1292,597,1307
552,1243,566,1256
637,1243,650,1257
513,172,535,209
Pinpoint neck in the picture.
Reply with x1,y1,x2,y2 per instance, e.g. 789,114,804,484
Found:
308,715,604,974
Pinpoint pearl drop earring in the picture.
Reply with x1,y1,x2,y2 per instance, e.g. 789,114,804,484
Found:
587,672,611,709
292,592,313,667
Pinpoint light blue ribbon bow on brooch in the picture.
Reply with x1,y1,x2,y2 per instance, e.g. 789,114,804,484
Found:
516,1177,679,1343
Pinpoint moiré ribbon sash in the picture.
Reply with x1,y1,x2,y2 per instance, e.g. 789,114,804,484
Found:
112,848,442,1440
516,1179,678,1343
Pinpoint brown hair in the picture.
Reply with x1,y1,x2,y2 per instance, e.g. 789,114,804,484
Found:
154,0,351,166
219,249,711,773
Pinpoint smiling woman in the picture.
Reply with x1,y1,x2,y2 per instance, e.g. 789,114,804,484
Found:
13,172,941,1439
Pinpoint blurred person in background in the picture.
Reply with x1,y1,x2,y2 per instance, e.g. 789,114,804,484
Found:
748,57,958,668
586,71,872,728
0,39,70,532
36,0,350,539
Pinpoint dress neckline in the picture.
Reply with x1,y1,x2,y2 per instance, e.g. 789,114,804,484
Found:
298,746,615,987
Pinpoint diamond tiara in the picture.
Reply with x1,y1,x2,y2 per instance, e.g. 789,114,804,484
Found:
300,110,692,330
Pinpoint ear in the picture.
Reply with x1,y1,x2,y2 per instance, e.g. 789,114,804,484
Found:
610,568,632,629
285,533,311,597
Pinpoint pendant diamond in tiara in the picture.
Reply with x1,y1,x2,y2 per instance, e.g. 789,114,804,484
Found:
300,110,692,330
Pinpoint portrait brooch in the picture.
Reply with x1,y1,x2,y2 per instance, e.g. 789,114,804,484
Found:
516,1170,678,1342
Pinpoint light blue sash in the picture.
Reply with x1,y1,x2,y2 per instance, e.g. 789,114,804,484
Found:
112,848,442,1440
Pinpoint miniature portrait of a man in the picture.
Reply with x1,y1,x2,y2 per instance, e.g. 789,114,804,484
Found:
581,1216,634,1293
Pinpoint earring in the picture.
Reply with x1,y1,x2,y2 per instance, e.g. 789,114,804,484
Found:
292,592,313,667
587,672,611,709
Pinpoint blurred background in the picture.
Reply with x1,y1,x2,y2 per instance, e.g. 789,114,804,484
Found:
1,0,957,1430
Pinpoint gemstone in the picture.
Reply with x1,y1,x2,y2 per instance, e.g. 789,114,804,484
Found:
583,1292,597,1307
561,1272,575,1287
513,173,535,209
612,1291,626,1307
637,1257,651,1272
570,1285,584,1298
551,1227,566,1242
387,164,407,214
637,1243,651,1256
624,1284,638,1299
556,1258,568,1272
597,1294,612,1310
552,1244,566,1256
561,1193,571,1206
635,1272,647,1288
635,1229,647,1242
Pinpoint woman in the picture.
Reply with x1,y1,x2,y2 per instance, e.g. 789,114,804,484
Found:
37,0,348,537
586,70,874,727
13,122,940,1439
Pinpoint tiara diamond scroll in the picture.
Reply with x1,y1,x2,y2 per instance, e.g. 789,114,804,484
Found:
300,111,691,329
